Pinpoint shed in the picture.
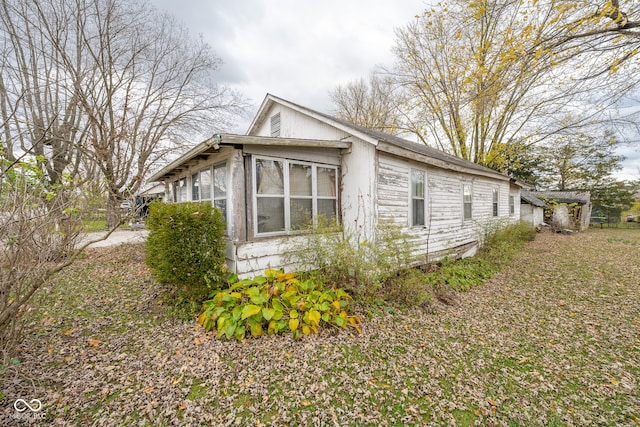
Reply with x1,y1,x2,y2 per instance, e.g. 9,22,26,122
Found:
534,191,592,231
148,94,522,277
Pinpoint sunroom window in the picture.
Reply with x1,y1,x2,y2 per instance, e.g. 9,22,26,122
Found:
213,164,227,220
188,164,226,221
173,178,187,202
254,157,338,235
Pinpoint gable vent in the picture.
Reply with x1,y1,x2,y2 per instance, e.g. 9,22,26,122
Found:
270,113,281,137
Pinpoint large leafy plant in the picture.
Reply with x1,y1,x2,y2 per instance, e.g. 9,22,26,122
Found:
198,270,361,340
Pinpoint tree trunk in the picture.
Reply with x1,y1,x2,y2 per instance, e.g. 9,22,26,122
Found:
106,192,123,229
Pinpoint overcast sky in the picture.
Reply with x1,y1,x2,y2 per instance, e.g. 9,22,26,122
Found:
148,0,424,130
148,0,638,181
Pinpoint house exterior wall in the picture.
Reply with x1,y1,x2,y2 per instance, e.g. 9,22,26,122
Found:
376,153,519,262
158,99,521,278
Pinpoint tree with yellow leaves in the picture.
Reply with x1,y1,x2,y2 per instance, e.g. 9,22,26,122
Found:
386,0,640,165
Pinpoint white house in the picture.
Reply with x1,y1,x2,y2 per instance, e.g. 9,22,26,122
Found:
148,94,522,277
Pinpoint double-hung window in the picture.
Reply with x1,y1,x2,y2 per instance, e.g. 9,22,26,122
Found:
492,188,499,217
411,170,425,226
254,157,338,235
463,184,473,220
509,195,515,216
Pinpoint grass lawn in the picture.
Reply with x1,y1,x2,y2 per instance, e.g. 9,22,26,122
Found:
1,228,638,426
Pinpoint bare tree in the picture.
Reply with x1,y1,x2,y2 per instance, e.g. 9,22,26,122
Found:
0,152,79,360
330,72,404,135
1,0,247,227
390,0,640,164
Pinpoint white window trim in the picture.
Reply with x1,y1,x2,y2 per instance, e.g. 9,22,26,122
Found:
410,169,427,227
462,183,473,221
198,166,212,202
252,156,338,237
492,187,499,217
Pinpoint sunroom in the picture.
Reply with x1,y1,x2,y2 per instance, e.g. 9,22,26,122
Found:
147,134,350,276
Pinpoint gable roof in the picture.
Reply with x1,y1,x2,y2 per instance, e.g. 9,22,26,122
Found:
249,94,513,182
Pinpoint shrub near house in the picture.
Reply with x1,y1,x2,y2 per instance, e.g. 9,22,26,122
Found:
145,201,227,302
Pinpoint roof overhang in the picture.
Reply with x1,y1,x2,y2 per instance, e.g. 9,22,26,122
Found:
147,134,351,183
376,140,512,183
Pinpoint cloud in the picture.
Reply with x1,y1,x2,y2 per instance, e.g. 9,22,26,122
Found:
149,0,423,131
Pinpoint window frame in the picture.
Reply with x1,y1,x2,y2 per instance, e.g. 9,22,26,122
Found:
173,177,187,202
462,183,473,221
252,156,339,237
492,188,499,217
509,195,515,216
410,169,426,227
212,163,227,221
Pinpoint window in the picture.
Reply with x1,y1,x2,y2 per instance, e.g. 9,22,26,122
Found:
492,188,499,217
173,178,187,202
213,164,227,220
463,184,472,220
411,170,425,226
200,168,212,200
509,195,515,216
191,172,200,201
185,165,225,220
270,113,281,137
254,157,338,235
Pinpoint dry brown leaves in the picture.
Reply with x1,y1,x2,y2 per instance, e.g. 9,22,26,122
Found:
1,230,638,426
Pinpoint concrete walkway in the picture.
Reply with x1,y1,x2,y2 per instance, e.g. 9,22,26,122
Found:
79,228,149,248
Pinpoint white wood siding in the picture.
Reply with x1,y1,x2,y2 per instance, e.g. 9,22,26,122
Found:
234,236,310,278
253,105,351,141
376,153,519,262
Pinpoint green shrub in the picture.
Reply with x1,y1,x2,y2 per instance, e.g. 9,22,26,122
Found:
198,270,360,340
480,221,536,266
145,201,227,301
284,219,416,300
380,268,434,308
426,221,536,296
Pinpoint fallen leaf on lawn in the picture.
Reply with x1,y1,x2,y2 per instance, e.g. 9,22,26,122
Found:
88,338,101,347
178,404,186,411
194,337,202,345
487,397,498,406
63,328,77,336
144,386,154,394
300,400,311,407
